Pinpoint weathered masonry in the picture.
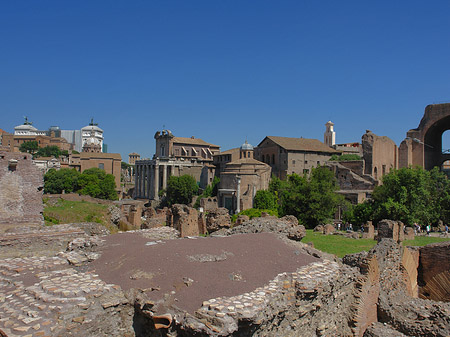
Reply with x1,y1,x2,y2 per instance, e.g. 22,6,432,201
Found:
0,151,44,227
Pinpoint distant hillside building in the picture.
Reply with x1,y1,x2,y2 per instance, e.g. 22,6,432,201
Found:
134,130,220,200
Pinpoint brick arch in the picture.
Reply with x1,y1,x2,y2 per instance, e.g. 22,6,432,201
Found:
400,104,450,170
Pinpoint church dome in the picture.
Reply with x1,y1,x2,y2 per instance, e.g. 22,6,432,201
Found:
240,140,254,151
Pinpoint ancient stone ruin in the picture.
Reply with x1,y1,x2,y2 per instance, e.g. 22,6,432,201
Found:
1,213,450,336
0,152,44,228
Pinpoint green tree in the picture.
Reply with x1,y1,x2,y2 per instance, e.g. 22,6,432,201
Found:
44,168,80,194
19,141,39,156
343,201,374,225
166,175,198,206
36,145,62,158
371,167,432,225
268,167,343,228
76,168,118,200
254,189,278,210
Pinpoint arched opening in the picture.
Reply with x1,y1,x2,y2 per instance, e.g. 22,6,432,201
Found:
423,115,450,170
441,130,450,176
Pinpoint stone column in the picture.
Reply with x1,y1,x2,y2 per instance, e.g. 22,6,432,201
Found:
149,165,154,199
154,164,160,200
133,165,137,198
162,164,168,190
135,164,140,198
146,164,151,199
236,176,241,214
138,164,143,198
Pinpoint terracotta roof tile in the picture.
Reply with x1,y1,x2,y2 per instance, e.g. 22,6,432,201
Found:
172,137,220,148
261,136,339,153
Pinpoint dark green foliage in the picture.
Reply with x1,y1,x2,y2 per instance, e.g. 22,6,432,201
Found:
44,167,117,200
329,154,362,161
194,177,220,208
253,189,278,210
35,146,64,158
166,175,198,206
345,167,450,226
19,141,39,155
269,167,343,228
121,161,131,170
76,168,118,200
343,201,374,225
44,168,80,194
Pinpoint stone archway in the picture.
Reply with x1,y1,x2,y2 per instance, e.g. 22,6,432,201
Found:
399,103,450,170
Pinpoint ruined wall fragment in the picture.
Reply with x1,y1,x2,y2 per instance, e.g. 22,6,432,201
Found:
0,152,43,227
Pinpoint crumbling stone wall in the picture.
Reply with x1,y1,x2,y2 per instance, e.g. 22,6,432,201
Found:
205,207,231,233
377,219,404,243
401,247,419,298
0,152,43,227
113,200,144,230
167,204,202,237
350,255,380,337
199,197,218,211
362,222,374,239
416,241,450,301
372,239,450,336
362,130,398,182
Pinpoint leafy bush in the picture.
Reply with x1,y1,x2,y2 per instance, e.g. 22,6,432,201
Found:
329,154,362,161
253,190,277,210
269,167,343,228
231,208,278,223
44,168,80,194
44,167,117,200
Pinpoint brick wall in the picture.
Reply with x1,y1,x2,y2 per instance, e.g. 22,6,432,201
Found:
0,152,43,226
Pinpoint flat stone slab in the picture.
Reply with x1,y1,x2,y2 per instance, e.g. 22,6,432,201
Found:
91,232,319,313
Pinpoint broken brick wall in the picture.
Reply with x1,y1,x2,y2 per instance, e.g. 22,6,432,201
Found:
0,152,43,227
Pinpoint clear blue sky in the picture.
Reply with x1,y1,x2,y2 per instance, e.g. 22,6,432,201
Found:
2,1,450,160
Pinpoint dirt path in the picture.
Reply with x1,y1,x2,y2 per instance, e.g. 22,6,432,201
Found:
90,232,319,314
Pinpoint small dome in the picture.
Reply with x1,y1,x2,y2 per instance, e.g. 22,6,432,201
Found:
240,140,254,151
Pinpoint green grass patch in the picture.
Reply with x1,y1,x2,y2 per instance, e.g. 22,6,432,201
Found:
403,235,450,247
43,199,109,227
302,230,377,258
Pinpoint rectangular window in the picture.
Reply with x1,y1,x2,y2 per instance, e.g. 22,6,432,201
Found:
98,163,104,170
